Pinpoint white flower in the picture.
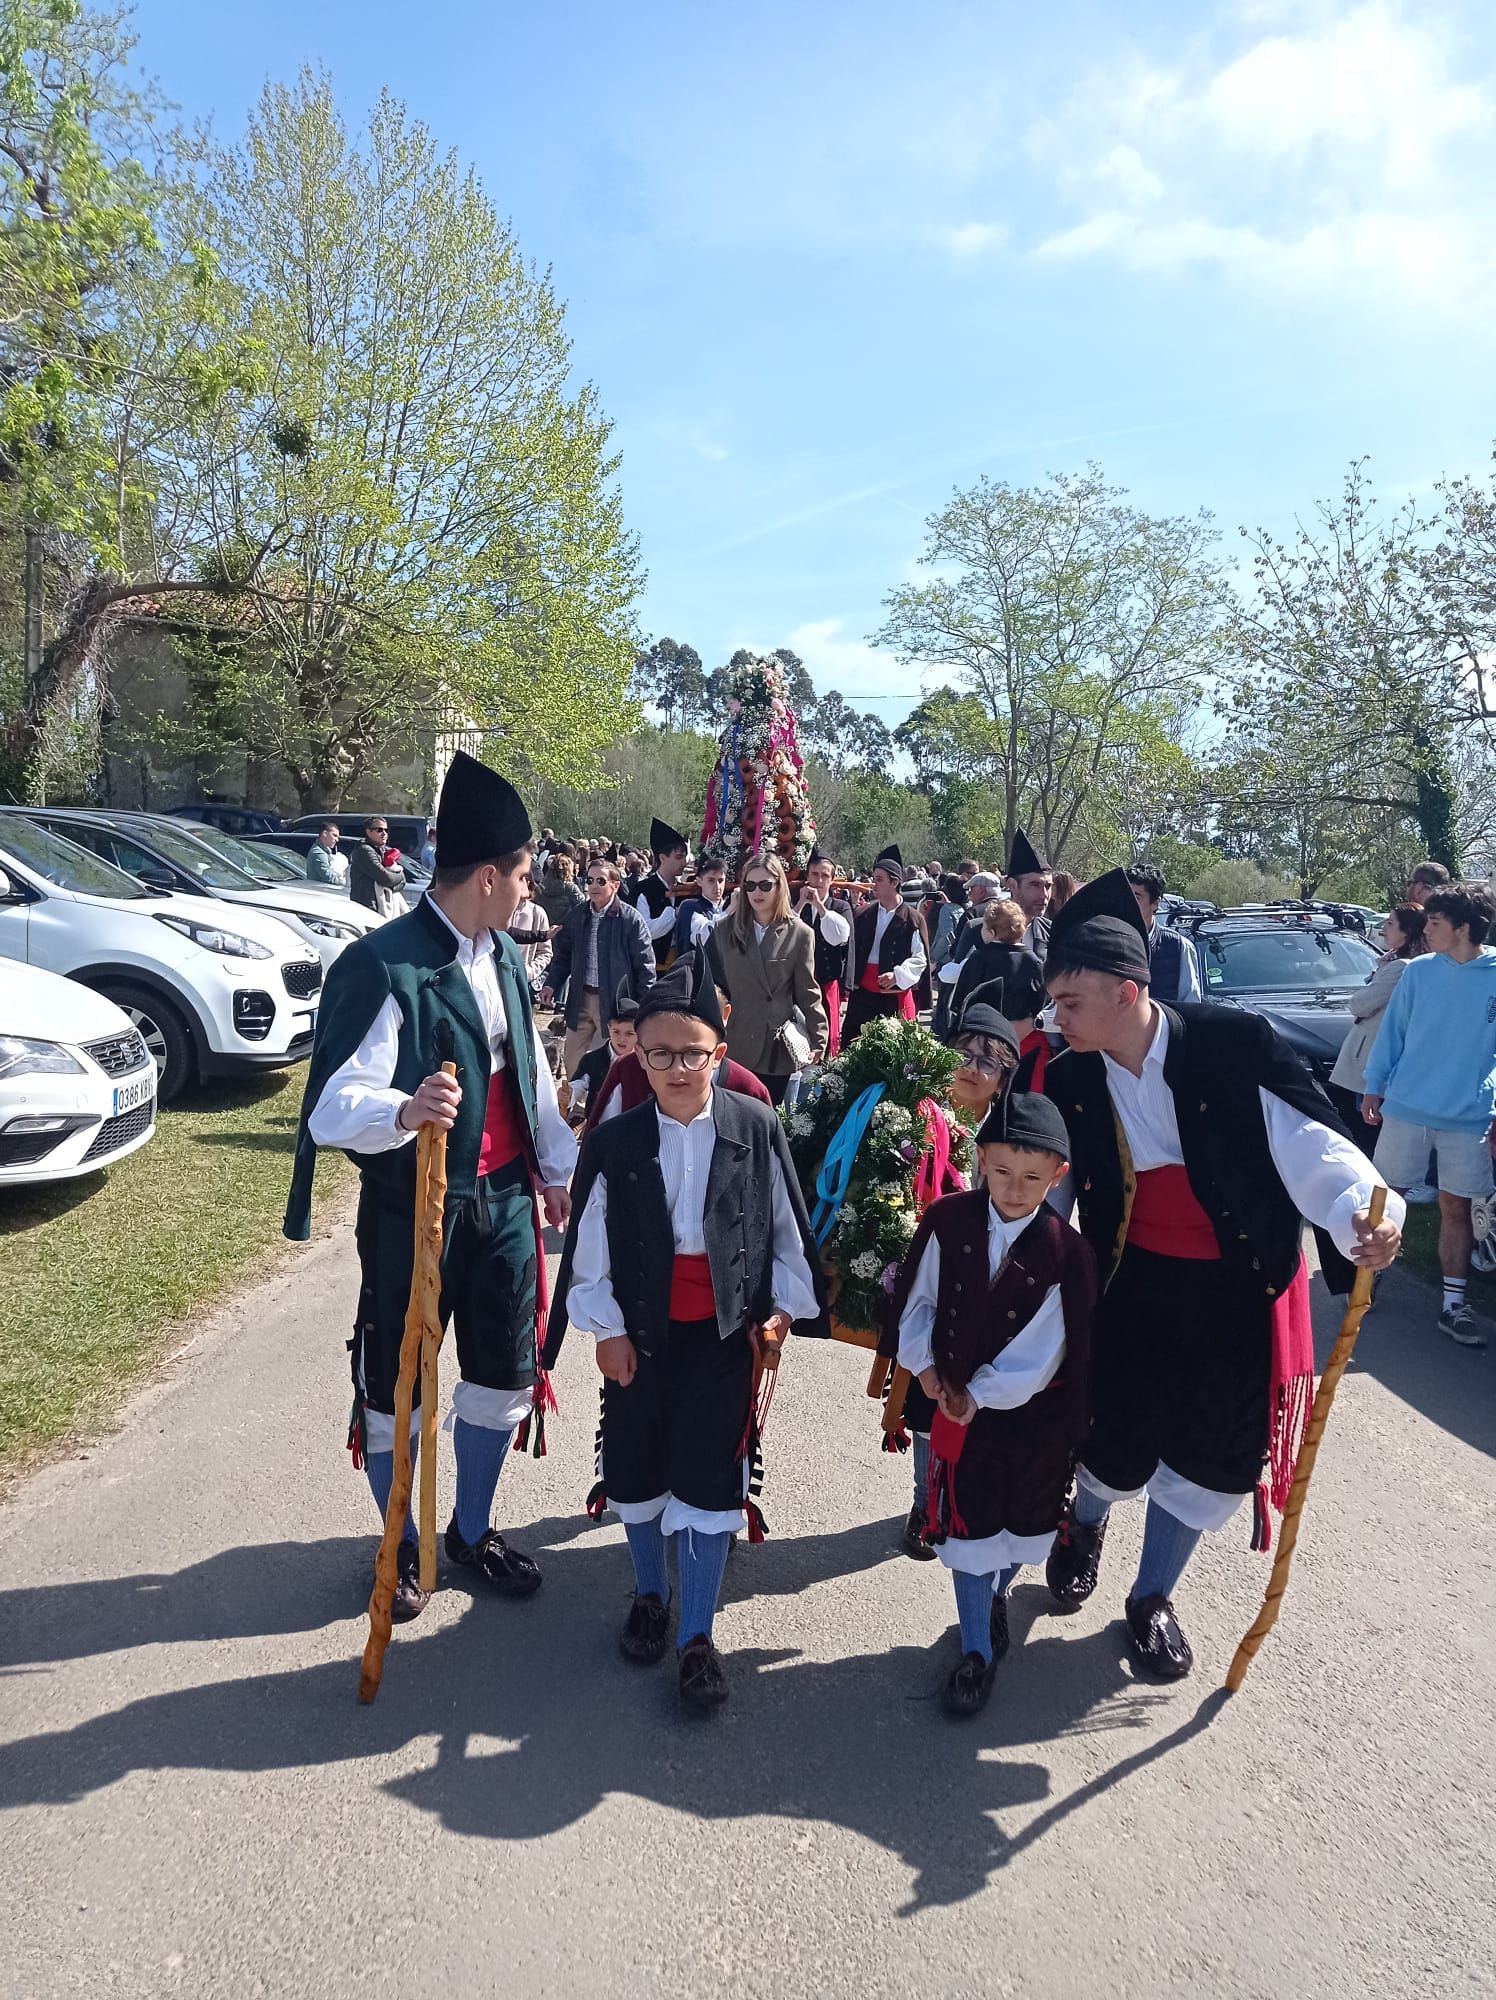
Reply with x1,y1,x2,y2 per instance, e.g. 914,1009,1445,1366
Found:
839,1202,857,1226
790,1113,814,1137
850,1250,881,1280
820,1073,846,1100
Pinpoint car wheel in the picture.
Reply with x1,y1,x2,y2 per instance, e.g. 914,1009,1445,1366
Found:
94,982,196,1103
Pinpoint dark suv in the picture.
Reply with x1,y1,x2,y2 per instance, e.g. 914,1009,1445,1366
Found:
1179,904,1382,1085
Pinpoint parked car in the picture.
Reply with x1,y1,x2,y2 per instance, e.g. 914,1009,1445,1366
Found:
0,816,321,1102
0,962,157,1185
246,830,430,910
165,803,283,837
11,808,378,972
1178,904,1382,1085
286,810,430,856
169,817,357,895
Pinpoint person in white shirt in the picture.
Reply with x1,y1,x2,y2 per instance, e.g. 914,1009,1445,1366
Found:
553,956,825,1713
842,845,928,1043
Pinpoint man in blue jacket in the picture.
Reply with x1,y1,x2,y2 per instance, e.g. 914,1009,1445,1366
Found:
542,857,656,1075
1363,881,1496,1346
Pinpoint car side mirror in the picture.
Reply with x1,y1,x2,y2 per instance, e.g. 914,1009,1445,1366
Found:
139,865,176,891
0,866,13,901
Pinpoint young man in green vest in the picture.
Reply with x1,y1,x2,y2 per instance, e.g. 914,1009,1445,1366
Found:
286,751,577,1622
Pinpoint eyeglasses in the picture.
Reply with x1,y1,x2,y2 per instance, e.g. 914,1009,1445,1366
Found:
641,1046,714,1071
586,875,611,886
955,1049,1005,1077
744,878,776,893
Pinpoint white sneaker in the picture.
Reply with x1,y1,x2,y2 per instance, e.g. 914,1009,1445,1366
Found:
1402,1182,1439,1205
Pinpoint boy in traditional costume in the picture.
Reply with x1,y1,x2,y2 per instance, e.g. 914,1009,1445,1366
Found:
795,847,854,1056
571,983,638,1130
285,752,577,1622
581,953,772,1129
1040,871,1403,1678
625,817,691,967
892,1093,1097,1715
843,846,927,1044
554,954,826,1712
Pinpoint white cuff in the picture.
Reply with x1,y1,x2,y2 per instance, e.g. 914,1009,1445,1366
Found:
448,1379,536,1433
363,1406,422,1452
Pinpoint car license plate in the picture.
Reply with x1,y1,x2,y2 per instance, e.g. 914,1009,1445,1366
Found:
113,1074,155,1117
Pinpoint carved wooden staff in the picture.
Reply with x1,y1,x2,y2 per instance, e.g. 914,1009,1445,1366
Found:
1225,1185,1388,1693
358,1027,456,1705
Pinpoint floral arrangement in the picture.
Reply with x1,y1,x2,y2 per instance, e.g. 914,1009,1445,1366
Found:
783,1015,977,1335
700,654,816,874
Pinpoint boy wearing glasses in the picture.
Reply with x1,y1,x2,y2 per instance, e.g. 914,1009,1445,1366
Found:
554,953,825,1712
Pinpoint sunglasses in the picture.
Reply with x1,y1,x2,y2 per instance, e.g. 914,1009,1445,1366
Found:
641,1046,714,1071
586,875,611,886
744,878,776,893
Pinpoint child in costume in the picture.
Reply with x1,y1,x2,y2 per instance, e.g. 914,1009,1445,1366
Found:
572,984,639,1130
890,1092,1097,1716
555,953,826,1712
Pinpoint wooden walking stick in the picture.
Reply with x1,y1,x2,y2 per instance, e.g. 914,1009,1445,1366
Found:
1225,1185,1388,1693
358,1030,456,1705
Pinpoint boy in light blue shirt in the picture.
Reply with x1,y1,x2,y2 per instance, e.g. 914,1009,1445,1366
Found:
1364,882,1496,1346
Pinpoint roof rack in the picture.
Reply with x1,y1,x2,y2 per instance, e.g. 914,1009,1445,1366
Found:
1178,900,1370,936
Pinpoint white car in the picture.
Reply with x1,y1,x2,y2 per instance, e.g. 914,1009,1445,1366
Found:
15,808,378,972
0,816,322,1103
0,962,157,1185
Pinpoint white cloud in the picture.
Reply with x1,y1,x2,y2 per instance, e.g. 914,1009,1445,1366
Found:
787,617,919,705
928,220,1011,259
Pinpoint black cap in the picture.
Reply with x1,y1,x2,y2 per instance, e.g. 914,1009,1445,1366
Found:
1045,867,1151,982
634,950,725,1039
433,750,532,869
609,978,639,1023
650,817,689,858
873,844,903,880
977,1090,1071,1161
807,845,828,868
953,980,1020,1054
1006,828,1049,879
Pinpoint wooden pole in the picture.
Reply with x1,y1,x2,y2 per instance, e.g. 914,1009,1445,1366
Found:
358,1063,455,1705
1224,1185,1388,1693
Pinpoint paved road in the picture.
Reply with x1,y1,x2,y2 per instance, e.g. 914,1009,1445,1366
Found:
2,1213,1493,2000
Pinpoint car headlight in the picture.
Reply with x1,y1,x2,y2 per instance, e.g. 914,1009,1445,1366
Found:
299,914,360,941
154,913,272,960
0,1035,86,1080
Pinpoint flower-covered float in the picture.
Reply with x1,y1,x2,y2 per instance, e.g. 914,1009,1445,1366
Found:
700,653,816,875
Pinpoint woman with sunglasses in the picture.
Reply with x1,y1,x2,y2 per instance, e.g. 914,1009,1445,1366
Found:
712,850,828,1106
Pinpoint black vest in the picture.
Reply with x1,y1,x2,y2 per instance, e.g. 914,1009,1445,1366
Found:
1044,1003,1356,1301
548,1089,827,1364
852,901,917,983
800,896,852,989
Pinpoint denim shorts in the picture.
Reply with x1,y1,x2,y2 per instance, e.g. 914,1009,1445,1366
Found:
1375,1117,1495,1200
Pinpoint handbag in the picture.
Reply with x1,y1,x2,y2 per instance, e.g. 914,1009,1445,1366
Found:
777,1007,813,1070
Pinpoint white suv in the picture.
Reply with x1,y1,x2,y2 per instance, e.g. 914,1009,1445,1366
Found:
1,963,157,1184
0,816,322,1102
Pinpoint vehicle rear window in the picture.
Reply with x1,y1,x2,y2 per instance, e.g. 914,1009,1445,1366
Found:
1202,929,1379,993
0,816,153,898
120,817,258,889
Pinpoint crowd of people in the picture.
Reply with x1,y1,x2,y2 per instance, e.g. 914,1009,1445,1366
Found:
286,755,1493,1720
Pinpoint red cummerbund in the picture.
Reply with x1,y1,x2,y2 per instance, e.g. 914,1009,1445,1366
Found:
669,1253,716,1320
1126,1164,1221,1261
859,962,884,993
476,1069,525,1177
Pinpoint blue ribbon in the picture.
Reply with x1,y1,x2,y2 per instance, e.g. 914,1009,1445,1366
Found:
809,1083,886,1247
719,717,744,834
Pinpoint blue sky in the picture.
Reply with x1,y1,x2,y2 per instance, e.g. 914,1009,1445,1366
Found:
129,0,1496,724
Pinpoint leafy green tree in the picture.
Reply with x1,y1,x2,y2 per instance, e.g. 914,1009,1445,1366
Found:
800,688,893,776
632,636,706,732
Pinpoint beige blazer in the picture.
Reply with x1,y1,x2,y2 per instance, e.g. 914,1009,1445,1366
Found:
715,917,828,1076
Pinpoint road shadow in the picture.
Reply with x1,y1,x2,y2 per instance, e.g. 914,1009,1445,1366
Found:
1309,1267,1495,1460
0,1521,1214,1911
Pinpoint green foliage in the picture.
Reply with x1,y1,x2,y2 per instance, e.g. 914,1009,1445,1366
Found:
1183,857,1296,907
807,764,935,870
783,1016,974,1334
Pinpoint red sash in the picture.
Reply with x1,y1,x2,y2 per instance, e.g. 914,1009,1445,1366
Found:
477,1068,526,1177
669,1253,715,1321
1018,1028,1049,1093
859,959,917,1021
824,980,841,1056
1126,1165,1220,1260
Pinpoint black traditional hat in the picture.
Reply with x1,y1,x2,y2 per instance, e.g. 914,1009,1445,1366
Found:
977,1090,1071,1161
953,980,1020,1054
1005,827,1050,880
634,949,725,1039
608,978,640,1023
1045,866,1151,982
872,844,904,880
650,817,689,858
807,844,828,868
434,750,532,868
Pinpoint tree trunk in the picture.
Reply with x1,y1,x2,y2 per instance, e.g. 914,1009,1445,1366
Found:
3,575,125,799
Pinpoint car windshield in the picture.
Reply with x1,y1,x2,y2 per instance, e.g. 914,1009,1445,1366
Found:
170,820,297,882
0,816,153,898
1201,927,1380,994
120,817,260,889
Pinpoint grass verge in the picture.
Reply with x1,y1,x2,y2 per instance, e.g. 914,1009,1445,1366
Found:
0,1068,351,1476
1397,1201,1496,1317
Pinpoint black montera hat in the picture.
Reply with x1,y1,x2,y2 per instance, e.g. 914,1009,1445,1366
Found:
953,980,1020,1054
433,750,532,868
650,817,689,857
1005,828,1050,879
1044,867,1151,982
634,949,725,1039
976,1090,1071,1161
873,844,903,879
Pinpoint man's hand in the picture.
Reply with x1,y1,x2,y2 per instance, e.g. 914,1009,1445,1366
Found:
917,1366,941,1400
877,971,897,992
1350,1207,1401,1269
939,1384,976,1426
1361,1094,1383,1127
749,1310,792,1371
397,1070,462,1132
595,1334,638,1385
539,987,555,1008
541,1185,571,1232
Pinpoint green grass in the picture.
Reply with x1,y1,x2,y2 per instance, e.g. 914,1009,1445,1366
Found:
0,1068,351,1475
1397,1201,1496,1316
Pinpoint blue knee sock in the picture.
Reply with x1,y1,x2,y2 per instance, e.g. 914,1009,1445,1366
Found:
452,1418,515,1546
676,1528,732,1646
1133,1500,1202,1601
623,1517,670,1603
994,1563,1020,1598
365,1447,416,1546
952,1569,996,1661
1073,1480,1111,1529
912,1430,931,1513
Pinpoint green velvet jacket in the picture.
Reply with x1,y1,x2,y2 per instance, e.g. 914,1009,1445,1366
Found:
283,895,540,1241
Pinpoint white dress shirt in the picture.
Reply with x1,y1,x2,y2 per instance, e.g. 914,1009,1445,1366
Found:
817,906,851,949
638,874,678,944
308,895,577,1188
868,903,926,990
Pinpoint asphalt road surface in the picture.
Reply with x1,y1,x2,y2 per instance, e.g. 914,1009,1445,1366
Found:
2,1214,1492,2000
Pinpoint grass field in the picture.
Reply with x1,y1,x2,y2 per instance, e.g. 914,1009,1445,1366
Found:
0,1067,351,1475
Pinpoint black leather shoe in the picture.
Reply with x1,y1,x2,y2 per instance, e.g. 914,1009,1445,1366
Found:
620,1592,671,1664
989,1592,1011,1663
1046,1498,1108,1606
941,1649,997,1717
678,1635,730,1712
900,1503,936,1561
392,1542,430,1624
1124,1592,1194,1680
443,1518,543,1598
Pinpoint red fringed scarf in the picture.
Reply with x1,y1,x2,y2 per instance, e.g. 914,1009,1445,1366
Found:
1255,1256,1314,1550
922,1406,971,1542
